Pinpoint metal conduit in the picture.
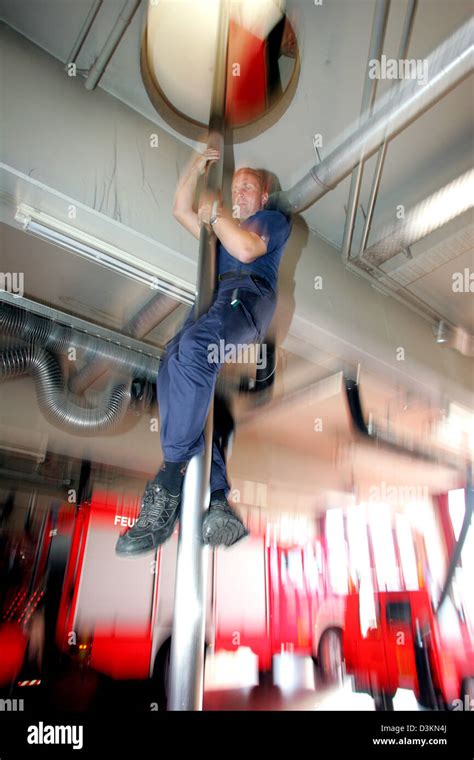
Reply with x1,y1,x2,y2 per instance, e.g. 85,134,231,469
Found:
268,17,473,214
340,0,390,262
356,0,418,257
65,0,104,66
0,345,131,434
84,0,142,91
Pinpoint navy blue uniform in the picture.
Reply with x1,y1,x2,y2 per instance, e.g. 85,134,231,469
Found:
157,209,292,494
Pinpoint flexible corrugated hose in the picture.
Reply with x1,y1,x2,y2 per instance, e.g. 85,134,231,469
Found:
0,344,131,435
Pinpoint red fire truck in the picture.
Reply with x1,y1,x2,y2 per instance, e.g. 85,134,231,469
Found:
344,588,474,710
48,488,342,704
343,479,474,711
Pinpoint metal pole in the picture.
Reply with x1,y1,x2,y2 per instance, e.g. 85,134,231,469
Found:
356,0,418,257
341,0,390,261
168,0,230,711
268,17,473,214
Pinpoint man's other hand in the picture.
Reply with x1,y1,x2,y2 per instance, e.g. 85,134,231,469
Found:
194,148,220,176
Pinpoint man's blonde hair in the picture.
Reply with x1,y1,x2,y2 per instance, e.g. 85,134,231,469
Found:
233,167,269,194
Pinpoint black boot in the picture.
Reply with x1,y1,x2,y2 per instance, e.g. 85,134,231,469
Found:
202,494,249,548
115,482,181,556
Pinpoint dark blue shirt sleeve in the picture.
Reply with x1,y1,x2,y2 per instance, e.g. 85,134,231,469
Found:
244,211,292,253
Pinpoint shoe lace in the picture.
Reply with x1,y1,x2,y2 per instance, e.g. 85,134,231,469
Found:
136,485,160,527
136,485,177,528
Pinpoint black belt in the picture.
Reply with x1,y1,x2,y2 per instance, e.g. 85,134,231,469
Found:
218,271,272,290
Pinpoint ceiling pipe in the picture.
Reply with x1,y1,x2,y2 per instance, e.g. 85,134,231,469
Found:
357,0,418,257
340,0,390,262
341,14,473,359
85,0,142,91
267,17,473,214
65,0,104,67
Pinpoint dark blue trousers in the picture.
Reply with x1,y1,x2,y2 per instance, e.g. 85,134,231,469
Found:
156,275,276,494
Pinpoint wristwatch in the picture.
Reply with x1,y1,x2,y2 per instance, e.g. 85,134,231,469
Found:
209,200,221,227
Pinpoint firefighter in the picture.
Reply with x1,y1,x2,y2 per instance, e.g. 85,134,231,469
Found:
116,149,292,556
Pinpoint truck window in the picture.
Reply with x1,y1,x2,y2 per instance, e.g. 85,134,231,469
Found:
386,601,412,625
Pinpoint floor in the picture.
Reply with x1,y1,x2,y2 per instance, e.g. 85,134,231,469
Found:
6,649,423,712
202,650,421,711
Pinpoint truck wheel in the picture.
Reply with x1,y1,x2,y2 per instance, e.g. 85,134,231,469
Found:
374,692,394,711
258,662,275,688
318,628,344,684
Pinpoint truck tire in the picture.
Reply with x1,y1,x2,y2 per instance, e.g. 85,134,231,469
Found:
258,660,275,688
318,628,344,684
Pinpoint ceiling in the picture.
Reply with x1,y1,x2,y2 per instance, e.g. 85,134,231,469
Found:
0,0,472,504
0,0,472,337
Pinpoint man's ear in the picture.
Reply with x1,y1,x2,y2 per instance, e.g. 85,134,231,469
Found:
261,191,269,208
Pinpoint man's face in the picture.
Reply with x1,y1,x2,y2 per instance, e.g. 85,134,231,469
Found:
231,170,268,220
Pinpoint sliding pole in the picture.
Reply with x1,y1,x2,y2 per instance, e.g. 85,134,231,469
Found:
167,0,230,711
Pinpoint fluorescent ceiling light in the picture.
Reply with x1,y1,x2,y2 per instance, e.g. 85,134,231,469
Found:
408,169,474,240
15,205,194,305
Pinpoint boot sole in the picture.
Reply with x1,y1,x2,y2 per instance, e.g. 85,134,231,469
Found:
202,515,250,548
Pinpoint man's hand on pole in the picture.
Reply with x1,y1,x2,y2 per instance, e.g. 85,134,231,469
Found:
194,147,220,176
